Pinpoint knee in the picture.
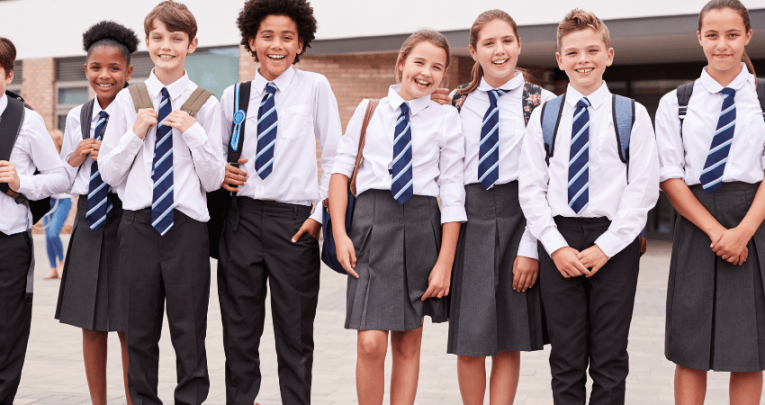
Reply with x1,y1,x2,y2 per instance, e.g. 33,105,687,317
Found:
458,355,485,366
357,335,387,360
391,337,421,359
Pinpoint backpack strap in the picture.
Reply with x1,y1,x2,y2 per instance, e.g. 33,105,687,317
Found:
228,81,251,166
676,80,695,137
80,99,95,141
756,78,765,121
128,82,153,112
612,94,635,164
451,83,470,113
540,94,566,165
0,97,26,195
522,82,543,126
182,86,214,117
350,99,380,197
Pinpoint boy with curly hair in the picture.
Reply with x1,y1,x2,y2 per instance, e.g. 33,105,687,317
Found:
216,0,342,403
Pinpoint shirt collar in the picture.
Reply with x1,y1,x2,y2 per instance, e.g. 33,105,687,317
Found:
145,69,190,100
0,93,7,116
387,85,430,116
700,62,752,93
252,66,295,97
565,81,610,109
477,72,524,92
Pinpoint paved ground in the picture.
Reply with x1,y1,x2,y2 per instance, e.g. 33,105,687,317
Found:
12,237,760,404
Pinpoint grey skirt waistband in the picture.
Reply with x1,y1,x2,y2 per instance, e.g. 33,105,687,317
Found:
689,181,760,194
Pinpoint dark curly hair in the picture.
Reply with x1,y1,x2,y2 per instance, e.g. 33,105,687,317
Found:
83,21,140,65
237,0,317,64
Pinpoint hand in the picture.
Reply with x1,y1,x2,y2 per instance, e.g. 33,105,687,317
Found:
221,158,248,192
90,139,102,161
431,88,453,106
133,108,158,139
0,161,20,192
550,247,590,278
335,233,359,278
67,138,96,167
711,227,751,265
292,218,321,242
577,245,609,277
164,110,197,133
422,260,451,300
512,256,539,292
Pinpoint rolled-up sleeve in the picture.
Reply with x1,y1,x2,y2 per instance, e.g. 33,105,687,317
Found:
438,107,466,224
331,99,368,178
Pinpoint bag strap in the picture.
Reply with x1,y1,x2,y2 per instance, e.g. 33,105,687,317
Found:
612,94,635,164
182,87,214,117
540,93,566,166
350,99,380,196
757,78,765,121
451,83,470,113
0,97,26,195
80,99,95,141
228,81,251,165
522,82,543,126
676,80,695,137
128,83,153,112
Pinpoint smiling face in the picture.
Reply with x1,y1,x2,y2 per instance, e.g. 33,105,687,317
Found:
248,15,303,82
470,19,521,89
698,8,752,79
84,45,134,108
396,41,448,101
145,19,198,84
556,27,613,96
0,67,12,96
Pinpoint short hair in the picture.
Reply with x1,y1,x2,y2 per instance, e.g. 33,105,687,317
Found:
237,0,317,64
395,29,452,85
0,37,16,78
556,9,611,52
83,21,140,65
144,1,198,41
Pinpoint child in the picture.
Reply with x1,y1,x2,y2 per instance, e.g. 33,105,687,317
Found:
518,10,659,404
98,2,225,403
43,130,72,280
656,1,765,402
55,21,138,405
216,0,342,403
446,10,554,405
329,29,465,405
0,37,69,404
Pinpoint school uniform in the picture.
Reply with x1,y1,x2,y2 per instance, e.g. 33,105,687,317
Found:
99,70,225,405
448,74,555,356
217,67,343,405
55,100,126,332
332,85,466,332
519,82,659,404
656,64,765,372
0,93,69,404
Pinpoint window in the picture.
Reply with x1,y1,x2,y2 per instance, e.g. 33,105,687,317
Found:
186,47,240,99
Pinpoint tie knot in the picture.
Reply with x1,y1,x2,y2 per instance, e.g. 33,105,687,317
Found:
98,110,109,120
161,87,169,99
400,102,410,116
721,87,736,98
265,82,278,94
488,89,506,104
577,97,591,109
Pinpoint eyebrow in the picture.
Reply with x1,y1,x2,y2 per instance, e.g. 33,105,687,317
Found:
260,29,297,35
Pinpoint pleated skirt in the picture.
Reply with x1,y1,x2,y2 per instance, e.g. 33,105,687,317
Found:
345,189,447,331
665,182,765,371
55,195,126,332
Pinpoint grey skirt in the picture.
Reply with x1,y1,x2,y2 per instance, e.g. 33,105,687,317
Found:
665,182,765,372
448,182,547,356
55,195,126,332
345,189,447,331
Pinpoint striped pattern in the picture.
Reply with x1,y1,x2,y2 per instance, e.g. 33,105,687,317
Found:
568,98,591,215
699,87,736,194
478,89,506,189
85,111,111,231
391,102,413,205
256,82,278,179
151,88,174,235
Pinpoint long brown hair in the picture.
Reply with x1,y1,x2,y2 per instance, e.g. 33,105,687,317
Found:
698,0,755,77
395,29,452,87
459,10,521,95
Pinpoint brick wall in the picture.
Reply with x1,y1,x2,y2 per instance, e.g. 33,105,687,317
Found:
22,58,55,131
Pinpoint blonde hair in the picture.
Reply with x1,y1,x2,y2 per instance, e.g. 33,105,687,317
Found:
394,29,451,86
459,10,522,95
556,9,610,52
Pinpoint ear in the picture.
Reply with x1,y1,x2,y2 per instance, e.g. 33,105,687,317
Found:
555,52,564,71
606,47,614,67
697,30,703,46
745,28,753,45
5,69,13,86
187,37,199,54
125,65,134,82
145,36,150,50
83,63,89,79
469,45,477,62
517,37,522,55
297,40,304,56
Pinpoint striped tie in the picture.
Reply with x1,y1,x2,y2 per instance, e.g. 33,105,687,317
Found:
85,110,111,231
256,82,278,179
391,102,413,205
151,87,174,235
568,97,591,215
699,87,736,194
478,89,506,189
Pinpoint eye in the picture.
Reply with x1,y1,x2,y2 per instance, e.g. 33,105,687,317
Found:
589,49,598,53
484,41,493,46
567,51,577,56
707,33,717,38
434,66,442,71
153,36,161,40
504,39,513,44
415,61,424,65
729,33,739,38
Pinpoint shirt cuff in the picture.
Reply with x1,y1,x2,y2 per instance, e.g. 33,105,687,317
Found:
517,238,539,260
181,122,207,149
331,156,355,177
594,230,623,258
540,227,568,257
659,166,684,183
310,204,323,223
64,160,79,179
441,205,467,224
15,174,34,195
122,130,145,155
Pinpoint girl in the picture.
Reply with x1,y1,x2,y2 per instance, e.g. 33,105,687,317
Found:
55,21,137,405
447,10,554,405
656,1,765,404
43,130,72,280
329,29,465,405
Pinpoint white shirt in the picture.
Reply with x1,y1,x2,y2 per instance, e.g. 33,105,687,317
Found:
99,71,226,222
61,99,121,196
459,74,556,259
656,63,765,185
220,67,343,223
0,94,69,235
519,82,659,258
332,85,466,224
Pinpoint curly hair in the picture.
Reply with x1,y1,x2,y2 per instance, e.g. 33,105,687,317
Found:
0,37,15,78
237,0,317,64
83,21,140,65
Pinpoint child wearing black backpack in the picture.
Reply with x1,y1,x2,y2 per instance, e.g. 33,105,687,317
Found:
518,10,659,404
0,37,69,404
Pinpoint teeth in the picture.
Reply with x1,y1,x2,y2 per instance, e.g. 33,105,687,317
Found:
159,55,173,60
98,84,113,87
417,80,430,86
576,68,593,73
268,55,286,59
492,59,508,64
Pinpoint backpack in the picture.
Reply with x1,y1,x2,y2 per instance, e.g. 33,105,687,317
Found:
452,81,544,126
676,78,765,134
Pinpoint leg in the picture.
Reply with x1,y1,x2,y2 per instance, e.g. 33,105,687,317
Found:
53,199,71,276
82,329,108,405
456,356,486,405
674,365,706,405
118,331,133,405
357,330,389,405
43,215,59,279
390,328,423,405
489,350,520,405
730,371,762,405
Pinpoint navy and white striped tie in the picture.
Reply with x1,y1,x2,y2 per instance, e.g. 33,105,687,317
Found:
699,87,736,194
151,87,174,235
256,82,278,179
568,97,591,215
391,102,413,205
85,110,111,231
478,89,506,189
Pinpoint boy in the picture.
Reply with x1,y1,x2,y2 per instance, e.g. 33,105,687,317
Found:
98,2,225,404
0,37,69,403
518,10,659,405
217,0,342,403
